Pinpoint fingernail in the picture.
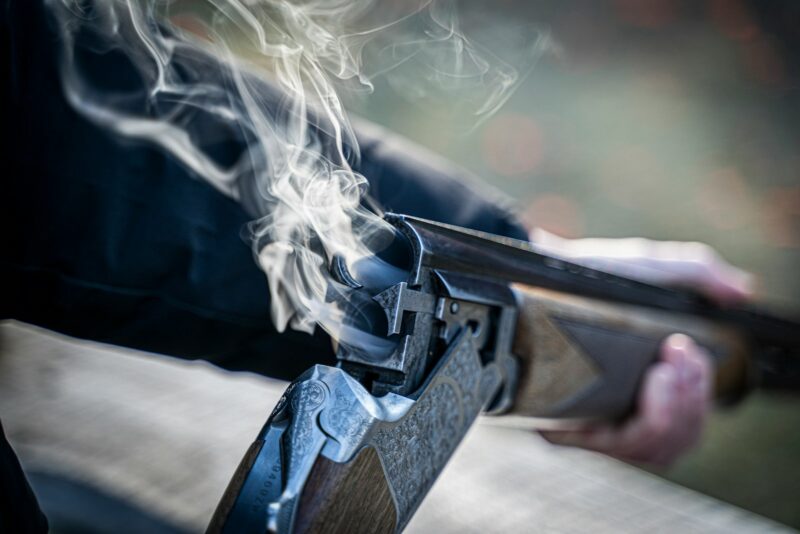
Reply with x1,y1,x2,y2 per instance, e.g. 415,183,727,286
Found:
666,335,696,385
667,333,692,352
672,337,704,388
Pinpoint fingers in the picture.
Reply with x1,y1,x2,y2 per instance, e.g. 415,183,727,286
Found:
540,334,713,467
539,363,678,459
646,243,754,305
648,334,712,465
606,362,679,465
529,229,754,305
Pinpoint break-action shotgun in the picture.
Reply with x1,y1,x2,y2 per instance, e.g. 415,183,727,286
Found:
207,214,800,534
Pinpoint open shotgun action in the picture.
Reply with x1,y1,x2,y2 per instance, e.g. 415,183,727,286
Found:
207,214,800,534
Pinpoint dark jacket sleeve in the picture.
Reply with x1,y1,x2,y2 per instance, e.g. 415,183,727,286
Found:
0,1,526,528
1,0,527,380
0,421,49,533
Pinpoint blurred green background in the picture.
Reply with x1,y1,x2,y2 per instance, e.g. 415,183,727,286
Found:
342,0,800,528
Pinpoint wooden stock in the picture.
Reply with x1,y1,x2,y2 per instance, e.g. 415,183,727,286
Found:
509,284,751,420
294,446,397,534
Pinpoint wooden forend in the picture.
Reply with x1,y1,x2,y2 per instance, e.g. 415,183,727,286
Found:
509,285,750,420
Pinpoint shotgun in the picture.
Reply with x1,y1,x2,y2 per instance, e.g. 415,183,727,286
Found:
207,214,800,534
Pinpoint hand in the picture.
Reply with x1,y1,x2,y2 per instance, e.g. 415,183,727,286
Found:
530,229,754,305
531,230,754,467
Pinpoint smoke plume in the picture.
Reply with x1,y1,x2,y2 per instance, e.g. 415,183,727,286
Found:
48,0,549,357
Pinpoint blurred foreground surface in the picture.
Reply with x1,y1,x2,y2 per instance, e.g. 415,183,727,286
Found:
0,321,791,533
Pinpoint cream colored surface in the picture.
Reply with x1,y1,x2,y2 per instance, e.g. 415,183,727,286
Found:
0,321,789,533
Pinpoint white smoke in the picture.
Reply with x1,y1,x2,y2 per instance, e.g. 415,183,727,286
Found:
48,0,549,357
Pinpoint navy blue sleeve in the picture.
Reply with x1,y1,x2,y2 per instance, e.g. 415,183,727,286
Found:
0,0,526,527
0,421,48,533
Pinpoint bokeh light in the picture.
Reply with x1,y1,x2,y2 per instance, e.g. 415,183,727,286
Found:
481,114,544,177
708,0,760,42
696,167,756,230
614,0,679,29
522,193,584,238
761,186,800,248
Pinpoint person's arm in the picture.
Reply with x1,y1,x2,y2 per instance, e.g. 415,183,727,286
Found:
0,422,49,534
1,0,528,380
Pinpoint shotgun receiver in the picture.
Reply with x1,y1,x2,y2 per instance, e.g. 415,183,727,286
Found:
207,214,800,534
